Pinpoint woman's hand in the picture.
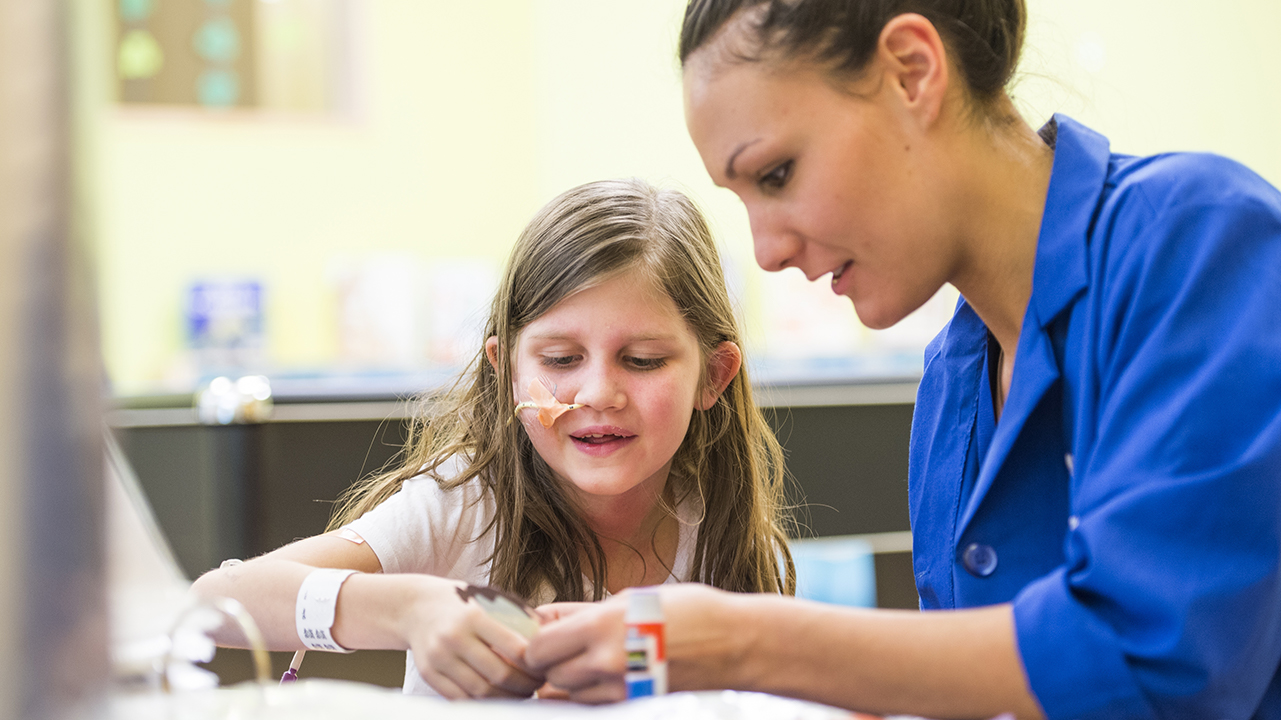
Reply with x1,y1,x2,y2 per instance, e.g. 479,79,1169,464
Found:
398,576,545,699
526,584,747,703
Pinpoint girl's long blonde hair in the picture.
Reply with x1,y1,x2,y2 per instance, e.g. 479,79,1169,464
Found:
330,179,796,601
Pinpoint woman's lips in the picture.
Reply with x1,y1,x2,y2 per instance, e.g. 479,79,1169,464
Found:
831,260,854,295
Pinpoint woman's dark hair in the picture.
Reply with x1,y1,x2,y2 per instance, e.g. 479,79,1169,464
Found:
679,0,1026,105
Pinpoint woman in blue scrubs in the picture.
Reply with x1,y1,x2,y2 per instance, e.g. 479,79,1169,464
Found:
526,1,1281,717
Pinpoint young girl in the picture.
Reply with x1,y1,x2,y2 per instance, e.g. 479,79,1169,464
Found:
191,178,796,698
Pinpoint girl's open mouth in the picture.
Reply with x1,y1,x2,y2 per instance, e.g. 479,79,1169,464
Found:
575,433,622,445
569,426,636,452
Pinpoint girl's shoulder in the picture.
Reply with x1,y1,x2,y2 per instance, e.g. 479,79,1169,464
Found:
344,455,498,576
346,455,495,540
395,455,494,513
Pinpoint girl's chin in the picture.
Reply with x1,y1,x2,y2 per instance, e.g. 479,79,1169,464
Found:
557,471,663,501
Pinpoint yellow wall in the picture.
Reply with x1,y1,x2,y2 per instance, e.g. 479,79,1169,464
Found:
82,0,1281,395
1017,0,1281,179
90,1,543,393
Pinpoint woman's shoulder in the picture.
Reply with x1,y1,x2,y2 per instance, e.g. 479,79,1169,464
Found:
1091,150,1281,283
1105,150,1281,222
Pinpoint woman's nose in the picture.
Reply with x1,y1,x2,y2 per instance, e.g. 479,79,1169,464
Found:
570,363,626,411
748,204,801,273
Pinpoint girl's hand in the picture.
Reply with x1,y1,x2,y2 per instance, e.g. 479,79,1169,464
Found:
402,576,545,699
535,601,596,623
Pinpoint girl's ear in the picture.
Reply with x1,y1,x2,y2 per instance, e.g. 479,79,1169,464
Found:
698,341,742,411
484,336,501,372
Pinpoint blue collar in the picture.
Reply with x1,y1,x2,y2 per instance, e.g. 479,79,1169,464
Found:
1027,115,1109,329
954,115,1111,536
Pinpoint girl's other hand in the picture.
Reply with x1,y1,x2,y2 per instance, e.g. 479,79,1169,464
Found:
534,682,573,700
535,601,596,622
525,595,630,703
527,584,745,704
402,576,545,699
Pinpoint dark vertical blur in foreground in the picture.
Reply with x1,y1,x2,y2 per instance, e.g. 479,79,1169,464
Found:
0,1,108,718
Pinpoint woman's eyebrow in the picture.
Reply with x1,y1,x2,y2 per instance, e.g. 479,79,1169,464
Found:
725,139,761,180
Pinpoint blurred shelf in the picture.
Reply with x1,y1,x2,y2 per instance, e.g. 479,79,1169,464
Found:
107,354,922,428
107,377,918,428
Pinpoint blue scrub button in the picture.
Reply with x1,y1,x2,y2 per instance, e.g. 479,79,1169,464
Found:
961,543,998,577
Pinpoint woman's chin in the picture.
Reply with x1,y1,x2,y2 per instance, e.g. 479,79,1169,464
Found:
850,301,901,331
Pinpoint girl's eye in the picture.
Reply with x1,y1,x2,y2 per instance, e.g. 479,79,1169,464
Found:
540,355,579,368
626,356,668,370
758,160,793,191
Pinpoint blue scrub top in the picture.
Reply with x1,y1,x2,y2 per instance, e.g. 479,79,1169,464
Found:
909,115,1281,719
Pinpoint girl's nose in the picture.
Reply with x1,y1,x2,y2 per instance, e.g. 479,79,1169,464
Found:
748,204,802,273
570,363,626,411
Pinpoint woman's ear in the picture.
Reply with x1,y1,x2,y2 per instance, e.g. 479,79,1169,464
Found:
484,336,501,372
698,341,743,411
877,13,949,127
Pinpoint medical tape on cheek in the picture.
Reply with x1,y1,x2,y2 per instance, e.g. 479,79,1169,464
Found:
513,378,582,428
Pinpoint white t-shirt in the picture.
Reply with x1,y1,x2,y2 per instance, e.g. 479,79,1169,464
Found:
343,457,700,695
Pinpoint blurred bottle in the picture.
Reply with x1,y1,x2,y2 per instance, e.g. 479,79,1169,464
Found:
624,589,667,699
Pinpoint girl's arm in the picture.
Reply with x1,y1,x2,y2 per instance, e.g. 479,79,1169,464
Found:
527,584,1044,719
190,533,543,699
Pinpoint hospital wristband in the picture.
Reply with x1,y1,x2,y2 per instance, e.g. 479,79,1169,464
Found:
295,568,359,653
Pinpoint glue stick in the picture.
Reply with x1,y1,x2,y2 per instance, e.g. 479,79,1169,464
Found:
623,588,667,698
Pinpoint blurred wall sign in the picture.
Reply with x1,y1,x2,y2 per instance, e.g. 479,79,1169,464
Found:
115,0,357,112
329,254,499,371
425,258,499,368
116,0,257,108
186,279,265,375
330,253,428,369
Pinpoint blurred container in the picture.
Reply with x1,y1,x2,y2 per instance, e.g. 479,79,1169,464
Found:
195,375,273,425
790,536,877,608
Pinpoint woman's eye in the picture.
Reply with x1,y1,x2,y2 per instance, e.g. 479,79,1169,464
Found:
540,355,578,368
627,356,668,370
758,160,793,191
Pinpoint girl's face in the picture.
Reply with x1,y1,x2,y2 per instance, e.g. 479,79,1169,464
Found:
682,49,959,330
499,273,722,510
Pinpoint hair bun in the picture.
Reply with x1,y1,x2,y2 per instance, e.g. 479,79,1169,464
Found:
681,0,1028,106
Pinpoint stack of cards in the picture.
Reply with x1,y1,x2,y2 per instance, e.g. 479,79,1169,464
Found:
457,584,541,639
